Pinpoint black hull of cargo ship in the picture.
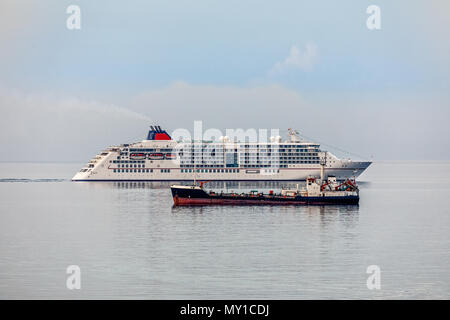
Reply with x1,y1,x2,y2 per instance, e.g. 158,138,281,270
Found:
171,186,359,206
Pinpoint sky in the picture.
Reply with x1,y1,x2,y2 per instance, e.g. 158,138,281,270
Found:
0,0,449,161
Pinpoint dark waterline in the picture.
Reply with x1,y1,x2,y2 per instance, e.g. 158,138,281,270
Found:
0,161,449,299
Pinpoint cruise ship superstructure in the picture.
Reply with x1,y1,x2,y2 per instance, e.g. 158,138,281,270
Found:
72,126,371,181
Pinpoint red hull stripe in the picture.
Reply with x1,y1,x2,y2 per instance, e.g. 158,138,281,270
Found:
174,197,311,206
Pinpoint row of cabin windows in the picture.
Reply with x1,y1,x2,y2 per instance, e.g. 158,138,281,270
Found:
285,160,320,164
239,153,318,157
113,160,145,164
180,161,318,168
180,150,318,154
241,160,319,167
128,148,173,152
241,145,319,149
113,169,153,173
180,164,229,168
117,164,146,168
180,164,291,168
112,169,171,173
240,164,321,168
181,169,240,173
236,156,320,161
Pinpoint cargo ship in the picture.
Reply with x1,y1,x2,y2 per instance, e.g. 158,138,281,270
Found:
170,174,359,206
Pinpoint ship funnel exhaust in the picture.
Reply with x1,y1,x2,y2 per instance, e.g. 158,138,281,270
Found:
146,125,172,140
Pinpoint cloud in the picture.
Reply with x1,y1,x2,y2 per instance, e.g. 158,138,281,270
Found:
130,82,450,161
0,88,152,162
268,43,318,75
1,82,450,162
130,81,307,130
0,1,39,54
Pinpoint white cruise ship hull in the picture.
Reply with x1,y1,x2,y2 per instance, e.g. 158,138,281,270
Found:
72,162,371,181
72,126,371,182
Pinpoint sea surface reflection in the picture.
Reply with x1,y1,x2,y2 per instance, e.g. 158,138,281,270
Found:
0,161,449,299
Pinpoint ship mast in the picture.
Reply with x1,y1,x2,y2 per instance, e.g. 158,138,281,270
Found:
193,142,197,186
288,128,300,142
320,151,327,182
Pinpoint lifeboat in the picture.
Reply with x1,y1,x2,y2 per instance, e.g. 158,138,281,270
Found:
130,153,146,160
148,153,165,160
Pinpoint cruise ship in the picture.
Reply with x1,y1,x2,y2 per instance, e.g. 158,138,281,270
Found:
72,126,371,181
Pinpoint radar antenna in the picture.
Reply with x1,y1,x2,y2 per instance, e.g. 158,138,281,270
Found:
288,128,301,142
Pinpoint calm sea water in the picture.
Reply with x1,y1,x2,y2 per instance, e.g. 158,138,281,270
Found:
0,161,449,299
